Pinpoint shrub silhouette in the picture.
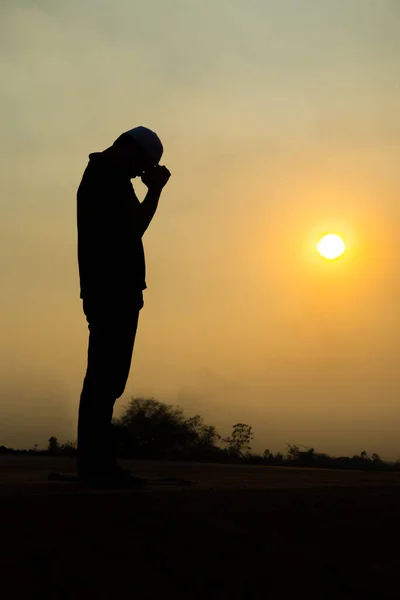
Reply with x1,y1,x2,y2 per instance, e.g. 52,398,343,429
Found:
112,397,220,460
4,396,396,471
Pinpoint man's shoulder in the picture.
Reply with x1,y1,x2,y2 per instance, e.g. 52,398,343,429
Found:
88,152,103,163
78,154,105,194
83,153,104,178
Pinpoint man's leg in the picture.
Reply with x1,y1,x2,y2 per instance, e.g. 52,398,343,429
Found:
77,293,142,478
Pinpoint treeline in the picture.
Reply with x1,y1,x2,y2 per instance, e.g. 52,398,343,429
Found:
1,397,399,472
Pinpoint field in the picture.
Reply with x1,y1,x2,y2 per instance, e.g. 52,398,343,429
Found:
1,456,400,599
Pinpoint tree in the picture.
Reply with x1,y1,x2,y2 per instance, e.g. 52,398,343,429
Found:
114,397,220,459
48,437,59,455
287,444,300,462
184,415,220,449
60,440,77,456
298,447,316,465
223,423,253,455
114,397,186,457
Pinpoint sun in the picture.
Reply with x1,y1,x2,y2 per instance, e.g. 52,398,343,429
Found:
317,234,346,260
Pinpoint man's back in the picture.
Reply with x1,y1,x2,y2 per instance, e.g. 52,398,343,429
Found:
77,152,147,300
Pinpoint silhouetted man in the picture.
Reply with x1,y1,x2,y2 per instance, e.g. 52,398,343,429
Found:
77,126,171,483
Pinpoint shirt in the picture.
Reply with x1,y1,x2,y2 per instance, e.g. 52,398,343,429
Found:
77,152,147,300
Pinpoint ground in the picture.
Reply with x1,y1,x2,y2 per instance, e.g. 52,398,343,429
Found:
1,456,400,599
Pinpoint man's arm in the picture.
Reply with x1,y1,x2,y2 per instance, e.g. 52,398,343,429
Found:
137,187,162,237
138,165,171,236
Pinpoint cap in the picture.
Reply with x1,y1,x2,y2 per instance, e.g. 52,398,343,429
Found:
125,126,163,164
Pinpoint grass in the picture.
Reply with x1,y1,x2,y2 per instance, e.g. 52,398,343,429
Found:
1,456,400,599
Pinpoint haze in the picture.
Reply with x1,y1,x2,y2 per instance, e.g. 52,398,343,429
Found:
1,0,399,459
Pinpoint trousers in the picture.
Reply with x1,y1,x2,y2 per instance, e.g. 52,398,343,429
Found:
77,291,143,475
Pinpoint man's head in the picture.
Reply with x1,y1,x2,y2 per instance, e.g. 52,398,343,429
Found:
111,126,163,178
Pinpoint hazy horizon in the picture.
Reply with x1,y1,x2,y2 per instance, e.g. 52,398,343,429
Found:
1,0,399,459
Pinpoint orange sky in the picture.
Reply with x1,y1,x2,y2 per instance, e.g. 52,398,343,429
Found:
1,0,399,458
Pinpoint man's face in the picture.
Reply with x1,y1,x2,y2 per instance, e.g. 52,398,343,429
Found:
130,149,156,178
118,144,155,178
112,133,158,178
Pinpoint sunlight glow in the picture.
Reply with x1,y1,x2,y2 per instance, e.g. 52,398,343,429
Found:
317,234,346,260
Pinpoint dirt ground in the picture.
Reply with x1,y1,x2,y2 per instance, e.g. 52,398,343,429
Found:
1,456,400,599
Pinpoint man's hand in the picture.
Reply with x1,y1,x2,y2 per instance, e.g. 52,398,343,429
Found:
141,165,171,190
137,165,171,235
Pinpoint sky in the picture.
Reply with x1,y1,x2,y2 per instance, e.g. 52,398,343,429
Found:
0,0,399,458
